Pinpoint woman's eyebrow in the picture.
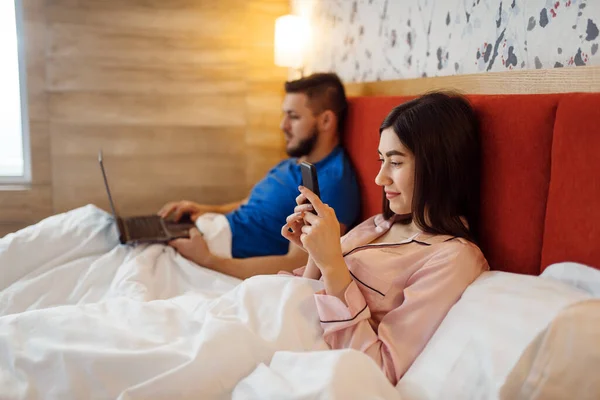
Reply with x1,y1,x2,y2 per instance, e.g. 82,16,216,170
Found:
378,150,407,157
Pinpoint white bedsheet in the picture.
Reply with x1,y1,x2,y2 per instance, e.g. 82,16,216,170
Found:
0,205,398,400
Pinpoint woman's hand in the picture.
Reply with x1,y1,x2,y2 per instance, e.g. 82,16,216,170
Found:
283,187,352,299
294,186,345,272
281,190,315,251
298,187,352,300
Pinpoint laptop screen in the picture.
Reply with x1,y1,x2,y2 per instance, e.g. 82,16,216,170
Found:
98,150,120,221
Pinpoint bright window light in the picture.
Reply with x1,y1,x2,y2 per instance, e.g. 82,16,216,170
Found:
0,0,29,182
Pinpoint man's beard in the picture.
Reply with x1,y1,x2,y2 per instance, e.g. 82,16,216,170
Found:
285,126,319,158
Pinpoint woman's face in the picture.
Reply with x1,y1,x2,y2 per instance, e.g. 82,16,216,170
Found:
375,127,416,216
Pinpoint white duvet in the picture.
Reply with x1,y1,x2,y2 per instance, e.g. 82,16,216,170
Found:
0,206,399,400
2,205,596,400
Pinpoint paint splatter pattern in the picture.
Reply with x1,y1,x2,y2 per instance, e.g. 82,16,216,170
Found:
293,0,599,82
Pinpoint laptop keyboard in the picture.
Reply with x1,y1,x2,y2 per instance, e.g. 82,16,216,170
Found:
126,216,166,239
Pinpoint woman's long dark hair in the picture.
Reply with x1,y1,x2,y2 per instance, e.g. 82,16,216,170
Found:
380,91,481,244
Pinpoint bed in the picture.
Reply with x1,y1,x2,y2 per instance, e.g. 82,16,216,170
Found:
0,93,599,399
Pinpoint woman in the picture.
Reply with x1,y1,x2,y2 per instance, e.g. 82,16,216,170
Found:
281,92,490,385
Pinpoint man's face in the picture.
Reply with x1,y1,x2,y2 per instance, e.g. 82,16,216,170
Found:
280,93,319,158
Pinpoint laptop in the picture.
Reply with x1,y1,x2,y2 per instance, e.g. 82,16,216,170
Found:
98,150,194,245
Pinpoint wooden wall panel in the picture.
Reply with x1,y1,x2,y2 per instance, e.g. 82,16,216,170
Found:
51,125,246,157
47,24,246,66
46,58,247,94
1,0,289,237
52,155,247,214
0,186,53,222
29,121,52,185
45,0,288,213
0,222,34,238
345,65,600,96
48,93,247,126
243,0,290,186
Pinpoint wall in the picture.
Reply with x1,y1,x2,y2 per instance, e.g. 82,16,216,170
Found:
0,0,289,237
293,0,600,83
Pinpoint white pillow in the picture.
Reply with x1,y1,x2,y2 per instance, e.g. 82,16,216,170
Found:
541,262,600,296
499,299,600,400
396,271,591,400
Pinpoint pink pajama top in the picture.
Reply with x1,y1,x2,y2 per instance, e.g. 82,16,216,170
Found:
301,214,489,385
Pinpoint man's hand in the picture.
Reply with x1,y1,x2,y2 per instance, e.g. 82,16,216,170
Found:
169,228,213,266
158,201,211,222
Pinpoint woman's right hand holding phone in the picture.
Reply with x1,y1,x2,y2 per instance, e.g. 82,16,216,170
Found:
282,188,320,279
282,186,346,282
281,191,314,251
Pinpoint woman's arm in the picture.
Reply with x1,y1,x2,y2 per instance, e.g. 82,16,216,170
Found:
315,243,486,384
302,257,321,280
282,187,349,280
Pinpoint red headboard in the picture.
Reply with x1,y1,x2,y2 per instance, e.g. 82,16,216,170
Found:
344,93,600,275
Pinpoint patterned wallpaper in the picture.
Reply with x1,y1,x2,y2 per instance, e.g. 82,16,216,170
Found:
292,0,600,82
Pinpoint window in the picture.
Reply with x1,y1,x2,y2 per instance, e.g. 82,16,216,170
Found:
0,0,30,184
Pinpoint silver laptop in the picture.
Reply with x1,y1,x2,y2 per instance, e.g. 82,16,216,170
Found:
98,150,194,245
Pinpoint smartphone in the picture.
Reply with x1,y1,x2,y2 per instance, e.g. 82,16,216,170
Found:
300,162,320,213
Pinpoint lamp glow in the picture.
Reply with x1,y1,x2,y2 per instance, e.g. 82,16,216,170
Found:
274,15,309,69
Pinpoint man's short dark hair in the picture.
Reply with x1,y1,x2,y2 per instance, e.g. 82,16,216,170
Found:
284,73,348,134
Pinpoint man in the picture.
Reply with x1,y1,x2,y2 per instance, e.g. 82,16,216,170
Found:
158,73,360,279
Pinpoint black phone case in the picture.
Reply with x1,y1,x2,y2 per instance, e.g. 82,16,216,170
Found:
300,161,320,198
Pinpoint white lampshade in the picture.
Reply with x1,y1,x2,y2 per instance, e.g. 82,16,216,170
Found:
274,14,309,69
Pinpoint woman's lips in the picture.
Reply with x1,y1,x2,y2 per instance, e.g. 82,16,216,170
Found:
385,192,400,199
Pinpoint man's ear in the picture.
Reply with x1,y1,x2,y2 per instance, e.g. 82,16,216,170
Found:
319,110,336,131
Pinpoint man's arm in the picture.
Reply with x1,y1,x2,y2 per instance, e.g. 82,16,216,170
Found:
158,197,248,220
205,224,348,280
203,242,308,280
213,197,248,214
